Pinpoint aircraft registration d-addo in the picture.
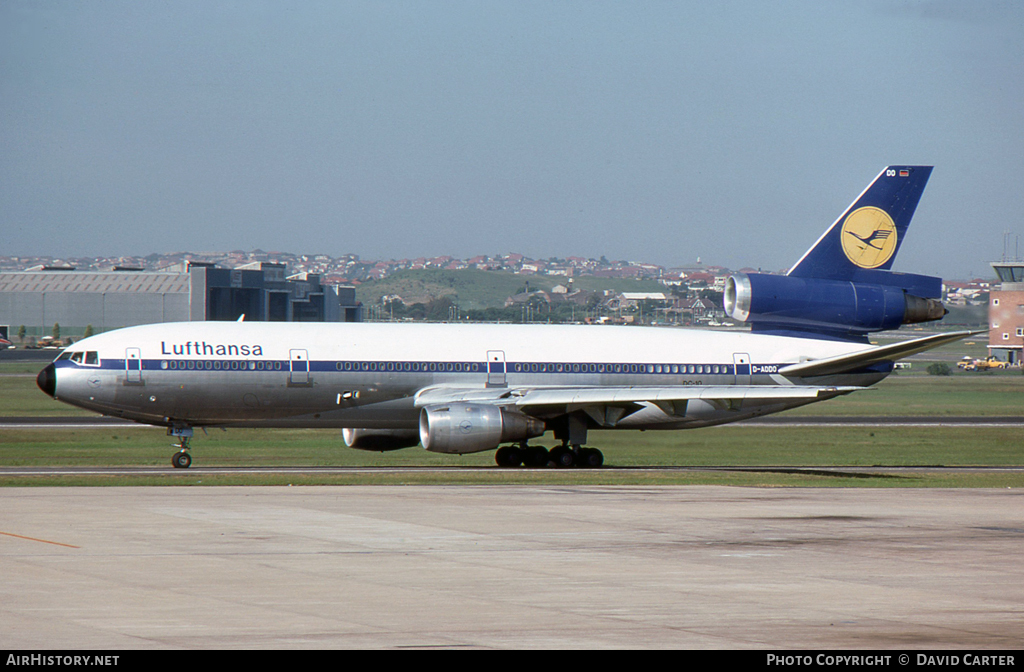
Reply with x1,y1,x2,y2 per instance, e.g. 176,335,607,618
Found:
38,166,973,468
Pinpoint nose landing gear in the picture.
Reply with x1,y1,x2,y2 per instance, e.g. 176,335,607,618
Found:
169,426,194,469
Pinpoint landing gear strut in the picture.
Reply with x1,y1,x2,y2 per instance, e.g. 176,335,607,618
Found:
169,426,194,469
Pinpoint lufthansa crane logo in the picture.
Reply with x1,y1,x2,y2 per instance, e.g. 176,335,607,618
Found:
840,207,898,268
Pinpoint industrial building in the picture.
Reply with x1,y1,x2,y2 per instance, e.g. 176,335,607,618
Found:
0,262,361,339
988,261,1024,363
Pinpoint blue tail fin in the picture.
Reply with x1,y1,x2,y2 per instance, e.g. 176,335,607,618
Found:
788,166,933,280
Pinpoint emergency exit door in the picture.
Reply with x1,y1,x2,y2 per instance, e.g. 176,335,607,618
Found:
486,350,506,387
733,353,751,386
125,348,143,384
290,349,309,385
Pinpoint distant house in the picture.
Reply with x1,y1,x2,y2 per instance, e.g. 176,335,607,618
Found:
504,290,552,308
659,272,686,286
684,272,715,287
681,296,722,323
620,292,668,302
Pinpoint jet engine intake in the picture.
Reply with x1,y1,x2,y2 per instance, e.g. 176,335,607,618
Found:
419,403,546,454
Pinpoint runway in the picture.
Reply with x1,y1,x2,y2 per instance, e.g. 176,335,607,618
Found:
1,486,1021,649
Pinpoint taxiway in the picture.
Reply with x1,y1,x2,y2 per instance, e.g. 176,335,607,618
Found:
2,486,1021,649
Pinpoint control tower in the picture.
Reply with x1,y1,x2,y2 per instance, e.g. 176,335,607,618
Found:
989,261,1024,363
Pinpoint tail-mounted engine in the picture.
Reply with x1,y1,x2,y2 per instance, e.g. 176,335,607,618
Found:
419,403,546,454
724,271,946,338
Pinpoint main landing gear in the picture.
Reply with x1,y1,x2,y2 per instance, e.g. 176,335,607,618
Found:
169,426,194,469
494,442,604,469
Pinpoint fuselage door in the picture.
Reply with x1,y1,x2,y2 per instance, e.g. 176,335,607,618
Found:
733,353,751,386
290,349,309,385
126,348,143,384
486,350,506,387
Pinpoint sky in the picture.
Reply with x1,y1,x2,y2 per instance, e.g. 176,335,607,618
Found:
2,1,1022,279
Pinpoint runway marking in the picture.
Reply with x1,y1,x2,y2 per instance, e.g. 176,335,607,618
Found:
0,530,80,548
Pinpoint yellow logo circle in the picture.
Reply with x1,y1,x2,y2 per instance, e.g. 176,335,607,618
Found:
840,207,898,269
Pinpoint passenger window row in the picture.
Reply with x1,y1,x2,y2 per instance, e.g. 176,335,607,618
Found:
134,359,736,375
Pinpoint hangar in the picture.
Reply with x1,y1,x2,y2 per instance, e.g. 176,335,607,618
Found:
0,261,362,339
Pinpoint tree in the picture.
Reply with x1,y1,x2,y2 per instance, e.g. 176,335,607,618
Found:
426,296,455,322
83,325,95,339
17,325,26,342
52,323,60,341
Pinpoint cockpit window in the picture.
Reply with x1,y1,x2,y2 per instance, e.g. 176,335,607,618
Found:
63,351,99,365
56,351,73,361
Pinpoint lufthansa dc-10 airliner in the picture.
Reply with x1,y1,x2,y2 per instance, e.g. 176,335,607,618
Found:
37,166,973,468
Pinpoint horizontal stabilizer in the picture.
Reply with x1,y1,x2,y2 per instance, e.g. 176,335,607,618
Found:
779,330,983,378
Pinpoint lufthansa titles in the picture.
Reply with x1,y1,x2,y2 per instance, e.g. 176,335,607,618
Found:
160,341,264,357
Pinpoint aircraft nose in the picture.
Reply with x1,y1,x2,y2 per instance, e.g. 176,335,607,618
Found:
37,364,56,398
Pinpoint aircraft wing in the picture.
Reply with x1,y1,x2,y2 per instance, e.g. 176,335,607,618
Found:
508,385,858,406
415,384,862,425
779,329,983,378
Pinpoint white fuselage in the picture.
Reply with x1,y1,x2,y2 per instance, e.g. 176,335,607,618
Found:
45,321,883,433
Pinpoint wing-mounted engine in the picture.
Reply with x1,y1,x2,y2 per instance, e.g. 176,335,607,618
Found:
343,428,421,451
419,403,546,454
724,271,946,339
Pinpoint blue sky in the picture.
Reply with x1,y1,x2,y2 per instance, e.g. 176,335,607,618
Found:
2,1,1022,278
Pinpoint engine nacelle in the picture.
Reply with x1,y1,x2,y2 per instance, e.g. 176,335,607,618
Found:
724,273,946,336
419,403,546,455
342,428,421,451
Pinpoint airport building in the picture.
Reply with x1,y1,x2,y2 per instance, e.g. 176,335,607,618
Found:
0,262,362,338
988,261,1024,363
